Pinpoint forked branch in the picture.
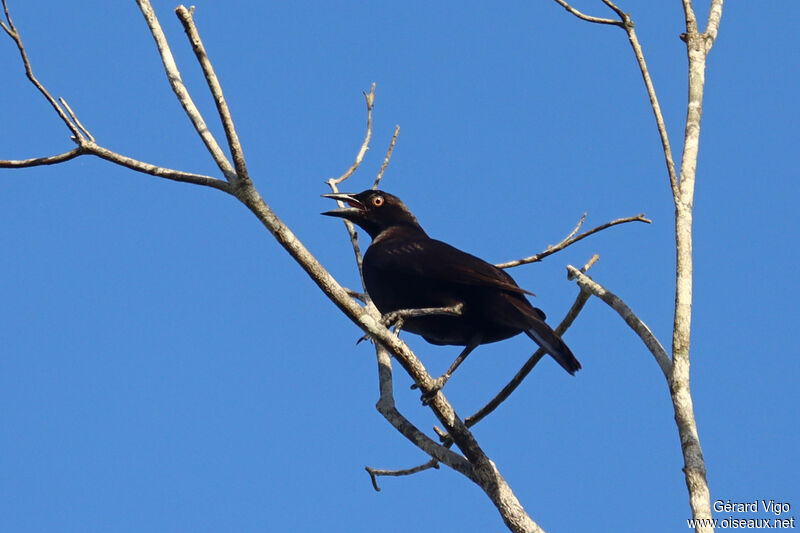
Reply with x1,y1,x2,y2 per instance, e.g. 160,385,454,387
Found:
496,213,650,269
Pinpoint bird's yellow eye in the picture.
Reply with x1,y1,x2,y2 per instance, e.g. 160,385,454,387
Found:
372,195,384,207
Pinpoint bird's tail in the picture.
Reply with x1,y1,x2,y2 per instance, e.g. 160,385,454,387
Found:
524,323,581,375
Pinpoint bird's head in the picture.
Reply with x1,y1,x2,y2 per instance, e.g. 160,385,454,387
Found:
322,189,423,239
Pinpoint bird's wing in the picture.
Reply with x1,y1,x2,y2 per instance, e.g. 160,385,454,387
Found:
371,237,534,296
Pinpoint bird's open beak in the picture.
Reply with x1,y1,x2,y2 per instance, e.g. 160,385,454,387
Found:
321,193,365,219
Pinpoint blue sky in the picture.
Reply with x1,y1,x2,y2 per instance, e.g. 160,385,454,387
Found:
1,1,797,532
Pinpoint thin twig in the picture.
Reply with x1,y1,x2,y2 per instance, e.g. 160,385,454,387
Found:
135,0,236,181
327,180,367,291
59,98,95,142
550,0,622,26
600,0,627,21
326,85,379,288
567,266,672,379
175,5,249,185
563,213,587,241
371,342,476,482
373,124,400,190
330,83,376,185
622,23,681,200
496,213,650,269
0,148,83,168
85,142,230,192
365,458,439,491
554,0,681,204
1,0,82,140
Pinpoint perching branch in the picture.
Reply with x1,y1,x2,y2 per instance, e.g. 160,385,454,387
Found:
319,87,544,531
371,342,476,482
368,255,599,480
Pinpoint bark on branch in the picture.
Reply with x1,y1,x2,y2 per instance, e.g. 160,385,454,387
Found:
552,1,724,529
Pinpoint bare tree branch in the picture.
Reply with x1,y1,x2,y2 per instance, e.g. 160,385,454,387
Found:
59,98,95,142
366,458,439,491
670,3,724,530
135,0,236,181
704,0,724,45
496,213,650,269
0,148,83,168
567,266,672,379
621,20,681,199
330,83,375,186
371,343,476,481
550,0,621,26
373,124,400,190
175,5,249,185
324,90,379,288
85,142,230,191
549,3,723,527
1,0,82,141
600,0,626,21
681,0,699,35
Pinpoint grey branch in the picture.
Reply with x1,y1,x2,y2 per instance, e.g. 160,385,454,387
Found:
567,266,672,379
365,458,439,492
496,213,650,269
373,124,400,190
325,84,382,287
85,142,230,191
552,0,681,204
372,343,476,482
1,2,584,529
550,0,621,26
135,0,236,181
330,83,375,186
0,148,83,168
0,1,230,192
175,6,249,185
59,98,95,142
1,0,82,141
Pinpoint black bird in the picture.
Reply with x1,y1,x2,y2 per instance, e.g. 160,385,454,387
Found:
323,190,580,395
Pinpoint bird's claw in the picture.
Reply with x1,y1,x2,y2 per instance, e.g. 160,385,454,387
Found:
412,377,447,405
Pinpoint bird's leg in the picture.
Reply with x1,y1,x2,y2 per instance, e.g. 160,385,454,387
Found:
414,341,479,405
358,304,464,344
356,311,407,345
